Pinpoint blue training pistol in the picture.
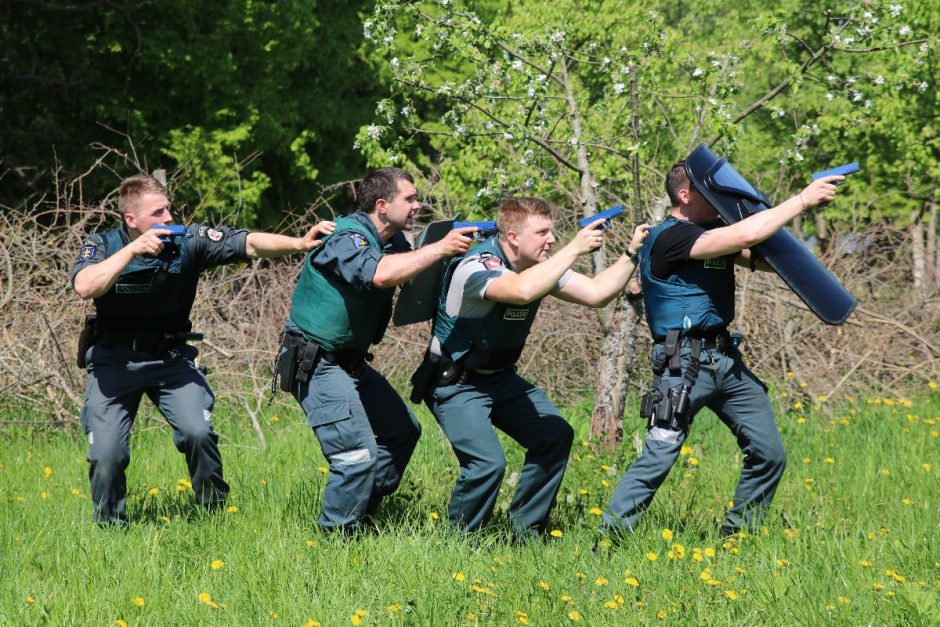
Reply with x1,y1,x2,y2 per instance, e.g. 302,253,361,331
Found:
454,220,498,240
812,162,860,186
150,224,187,243
579,205,624,230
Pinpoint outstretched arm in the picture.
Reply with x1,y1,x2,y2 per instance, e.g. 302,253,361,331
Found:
370,226,477,289
554,223,649,307
245,221,336,258
689,175,842,259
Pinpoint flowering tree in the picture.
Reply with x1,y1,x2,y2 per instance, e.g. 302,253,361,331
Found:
358,0,933,446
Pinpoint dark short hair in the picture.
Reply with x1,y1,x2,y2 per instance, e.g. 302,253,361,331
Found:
355,167,414,213
665,162,690,206
497,196,553,237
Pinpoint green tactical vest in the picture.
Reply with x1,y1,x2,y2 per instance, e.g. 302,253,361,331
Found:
289,216,394,352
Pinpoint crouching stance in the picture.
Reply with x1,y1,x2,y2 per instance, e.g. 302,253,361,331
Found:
277,167,475,531
417,197,648,539
72,174,333,525
602,163,842,536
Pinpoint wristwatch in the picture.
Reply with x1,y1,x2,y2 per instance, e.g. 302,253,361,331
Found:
627,249,638,262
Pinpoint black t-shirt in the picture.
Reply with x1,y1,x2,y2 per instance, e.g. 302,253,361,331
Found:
650,221,725,279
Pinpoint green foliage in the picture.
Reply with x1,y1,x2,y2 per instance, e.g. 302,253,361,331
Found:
0,0,384,225
1,392,937,623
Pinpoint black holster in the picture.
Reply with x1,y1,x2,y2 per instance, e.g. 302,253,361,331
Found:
272,332,319,393
76,314,98,369
409,351,441,404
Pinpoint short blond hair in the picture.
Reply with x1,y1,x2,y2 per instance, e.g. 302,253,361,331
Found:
497,196,553,237
118,174,167,215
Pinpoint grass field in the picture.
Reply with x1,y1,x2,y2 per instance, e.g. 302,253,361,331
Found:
1,386,937,625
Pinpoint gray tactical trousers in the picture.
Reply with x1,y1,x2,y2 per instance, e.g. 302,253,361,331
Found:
293,360,421,531
426,369,574,539
80,343,227,525
603,344,786,534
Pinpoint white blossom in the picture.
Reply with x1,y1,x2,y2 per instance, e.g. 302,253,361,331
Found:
549,31,565,44
602,56,611,66
503,131,513,140
874,75,885,85
365,125,382,141
454,125,465,136
613,82,625,94
826,93,834,101
511,60,523,71
401,106,412,116
619,65,631,75
363,21,374,41
918,81,929,92
898,25,912,36
692,67,703,78
390,57,399,69
850,89,864,102
889,4,902,18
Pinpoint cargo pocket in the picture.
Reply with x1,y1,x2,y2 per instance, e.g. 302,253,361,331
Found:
306,400,352,429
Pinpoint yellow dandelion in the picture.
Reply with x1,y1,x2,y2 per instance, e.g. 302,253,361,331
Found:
133,597,144,607
838,596,849,604
881,468,890,476
198,592,212,604
928,381,937,389
148,487,159,496
657,609,667,620
724,590,737,600
734,567,746,574
226,506,238,513
647,551,658,561
605,601,618,609
305,620,322,627
902,498,912,505
872,583,884,591
560,594,572,603
71,488,81,496
679,445,693,456
923,463,932,472
568,610,582,621
578,488,589,495
318,466,328,474
792,401,803,410
269,611,278,619
859,560,872,568
211,560,224,570
387,604,403,613
350,616,361,626
797,417,807,424
430,512,439,520
116,621,128,627
588,507,603,516
625,577,640,587
40,491,48,499
355,610,367,617
26,596,35,605
271,415,280,422
453,572,465,582
777,559,789,567
688,457,699,466
538,581,550,591
550,529,563,538
43,466,53,479
595,576,608,586
786,371,794,377
661,528,673,541
823,457,834,464
704,547,715,557
614,594,625,604
178,478,192,488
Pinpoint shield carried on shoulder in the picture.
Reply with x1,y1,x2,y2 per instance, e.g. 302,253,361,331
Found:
392,218,458,326
684,144,857,325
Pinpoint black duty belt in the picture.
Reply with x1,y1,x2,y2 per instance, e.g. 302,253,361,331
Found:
100,331,203,355
321,349,372,372
657,332,733,353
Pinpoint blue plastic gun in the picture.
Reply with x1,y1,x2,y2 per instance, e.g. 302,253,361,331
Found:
579,205,624,230
812,162,860,186
151,225,187,243
454,220,498,240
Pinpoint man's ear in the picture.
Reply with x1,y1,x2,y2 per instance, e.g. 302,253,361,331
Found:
506,229,520,247
374,198,388,216
124,212,137,230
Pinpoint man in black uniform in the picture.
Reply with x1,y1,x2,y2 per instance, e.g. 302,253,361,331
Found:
71,174,334,525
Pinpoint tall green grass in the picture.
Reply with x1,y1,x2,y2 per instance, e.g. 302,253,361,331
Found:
1,388,937,625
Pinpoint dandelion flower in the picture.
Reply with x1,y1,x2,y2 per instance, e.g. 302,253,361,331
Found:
588,507,602,516
568,610,582,621
538,581,550,590
453,572,465,582
116,621,128,627
647,552,658,561
211,560,224,570
350,616,361,626
227,506,238,513
724,590,737,600
429,512,439,520
605,601,618,609
318,467,328,474
777,559,789,566
550,529,563,538
43,467,53,479
26,596,35,605
133,597,144,607
625,577,640,587
661,528,673,541
305,620,321,627
595,576,608,586
560,594,572,603
838,596,849,604
704,547,715,557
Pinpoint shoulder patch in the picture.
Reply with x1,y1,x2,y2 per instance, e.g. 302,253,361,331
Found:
198,226,208,238
348,232,370,248
205,228,224,242
78,241,97,261
483,255,504,270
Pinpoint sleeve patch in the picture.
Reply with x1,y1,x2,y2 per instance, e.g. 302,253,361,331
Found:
78,243,97,261
348,232,369,248
483,255,504,270
206,228,223,242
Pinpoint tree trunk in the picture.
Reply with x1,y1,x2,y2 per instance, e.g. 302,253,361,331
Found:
912,208,926,300
590,291,644,447
926,200,937,293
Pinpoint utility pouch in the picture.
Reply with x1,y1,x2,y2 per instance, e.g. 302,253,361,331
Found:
76,314,97,369
436,356,462,387
409,352,440,404
639,388,658,420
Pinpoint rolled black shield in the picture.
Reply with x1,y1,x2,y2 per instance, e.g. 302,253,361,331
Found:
392,218,458,326
684,144,857,325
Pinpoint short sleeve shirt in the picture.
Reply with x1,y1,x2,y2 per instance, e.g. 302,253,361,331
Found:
649,220,723,279
443,251,573,318
310,211,412,290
